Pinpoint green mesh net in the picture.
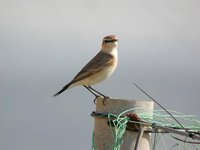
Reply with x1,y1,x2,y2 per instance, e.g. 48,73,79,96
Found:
92,108,200,150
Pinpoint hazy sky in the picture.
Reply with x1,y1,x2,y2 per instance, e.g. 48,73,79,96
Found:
0,0,200,149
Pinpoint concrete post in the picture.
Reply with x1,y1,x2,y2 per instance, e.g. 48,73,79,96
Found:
93,97,154,150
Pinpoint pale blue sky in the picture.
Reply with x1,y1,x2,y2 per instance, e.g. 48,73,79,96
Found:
0,0,200,149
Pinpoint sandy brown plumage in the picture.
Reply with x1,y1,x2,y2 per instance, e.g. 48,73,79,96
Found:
53,35,118,97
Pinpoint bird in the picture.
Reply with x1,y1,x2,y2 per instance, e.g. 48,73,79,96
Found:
53,35,118,97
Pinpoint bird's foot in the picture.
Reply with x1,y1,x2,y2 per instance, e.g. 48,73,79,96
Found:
83,86,109,104
102,96,109,105
93,95,100,104
93,95,109,105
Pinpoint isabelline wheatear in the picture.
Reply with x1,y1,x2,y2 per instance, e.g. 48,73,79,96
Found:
53,35,118,97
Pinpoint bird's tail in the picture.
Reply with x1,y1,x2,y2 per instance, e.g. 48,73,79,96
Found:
53,82,72,97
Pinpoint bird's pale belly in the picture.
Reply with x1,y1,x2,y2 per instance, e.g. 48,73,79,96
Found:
80,65,116,86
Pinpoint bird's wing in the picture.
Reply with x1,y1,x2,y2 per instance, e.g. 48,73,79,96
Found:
53,51,114,96
71,51,114,83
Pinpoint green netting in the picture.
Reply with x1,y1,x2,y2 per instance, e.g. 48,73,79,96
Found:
139,109,200,130
92,108,200,150
92,113,129,150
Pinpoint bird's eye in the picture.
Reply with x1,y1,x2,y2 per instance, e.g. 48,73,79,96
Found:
104,40,112,43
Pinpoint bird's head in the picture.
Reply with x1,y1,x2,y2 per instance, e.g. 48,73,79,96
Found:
101,35,118,52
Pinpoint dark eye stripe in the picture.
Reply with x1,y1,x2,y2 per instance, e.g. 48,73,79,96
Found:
104,40,112,43
104,39,118,43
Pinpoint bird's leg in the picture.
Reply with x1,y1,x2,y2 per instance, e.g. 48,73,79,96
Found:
84,86,99,97
83,86,109,104
88,86,108,98
88,86,109,105
83,86,100,103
